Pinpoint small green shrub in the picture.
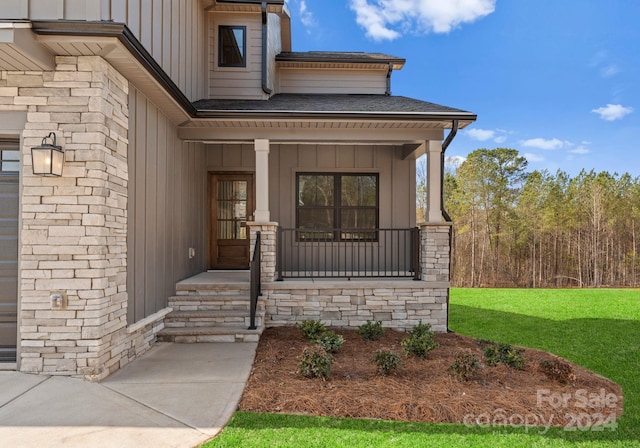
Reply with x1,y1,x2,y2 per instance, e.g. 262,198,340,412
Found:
297,320,326,340
297,346,333,379
314,331,345,353
449,350,481,381
539,358,576,384
401,322,439,358
407,321,434,338
372,350,402,375
358,320,385,341
483,342,526,370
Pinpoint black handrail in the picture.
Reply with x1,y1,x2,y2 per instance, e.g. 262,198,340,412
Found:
277,227,421,279
249,231,261,330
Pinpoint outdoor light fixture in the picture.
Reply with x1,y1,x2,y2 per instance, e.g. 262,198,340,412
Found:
31,132,64,176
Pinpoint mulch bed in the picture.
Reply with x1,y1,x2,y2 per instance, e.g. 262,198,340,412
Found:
239,327,623,428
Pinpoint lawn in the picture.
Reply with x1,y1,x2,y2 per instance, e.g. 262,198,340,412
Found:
204,288,640,447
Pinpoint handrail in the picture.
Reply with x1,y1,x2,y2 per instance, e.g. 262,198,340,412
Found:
249,231,261,330
277,227,420,279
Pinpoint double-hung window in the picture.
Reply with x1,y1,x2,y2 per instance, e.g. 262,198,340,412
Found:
296,173,379,241
218,26,246,67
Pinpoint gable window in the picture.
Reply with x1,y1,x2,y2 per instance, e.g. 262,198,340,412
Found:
296,173,379,241
218,26,246,67
0,140,19,173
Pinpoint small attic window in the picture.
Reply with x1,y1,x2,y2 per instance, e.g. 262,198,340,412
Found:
219,26,246,67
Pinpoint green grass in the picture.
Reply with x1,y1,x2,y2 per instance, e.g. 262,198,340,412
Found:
204,288,640,448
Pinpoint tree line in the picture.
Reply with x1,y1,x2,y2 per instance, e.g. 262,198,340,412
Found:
419,148,640,288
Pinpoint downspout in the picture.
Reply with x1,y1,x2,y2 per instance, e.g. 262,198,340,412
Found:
441,119,458,222
441,119,458,333
261,1,272,95
385,63,393,96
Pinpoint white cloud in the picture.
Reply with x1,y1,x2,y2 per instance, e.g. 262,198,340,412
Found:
299,0,315,28
520,138,564,151
570,146,590,155
465,127,510,144
524,153,544,162
494,135,507,144
349,0,495,41
465,128,495,141
601,65,620,78
592,104,633,121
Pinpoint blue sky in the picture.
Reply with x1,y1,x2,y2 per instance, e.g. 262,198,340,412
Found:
287,0,639,176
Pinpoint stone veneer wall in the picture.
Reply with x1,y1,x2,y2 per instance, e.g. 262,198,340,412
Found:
262,282,448,332
0,56,164,380
248,223,278,283
255,224,451,332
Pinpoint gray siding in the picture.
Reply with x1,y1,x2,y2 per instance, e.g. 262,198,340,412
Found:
209,12,265,99
1,0,208,101
0,173,18,357
203,143,416,228
127,85,207,324
269,144,416,229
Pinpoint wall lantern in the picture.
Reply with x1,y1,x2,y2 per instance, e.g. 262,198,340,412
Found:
32,132,64,176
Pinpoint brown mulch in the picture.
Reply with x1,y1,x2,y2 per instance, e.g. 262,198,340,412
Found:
239,327,623,427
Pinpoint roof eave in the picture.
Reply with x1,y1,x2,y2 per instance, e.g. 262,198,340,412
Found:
194,109,477,123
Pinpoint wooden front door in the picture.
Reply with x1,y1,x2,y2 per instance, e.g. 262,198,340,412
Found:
209,173,254,269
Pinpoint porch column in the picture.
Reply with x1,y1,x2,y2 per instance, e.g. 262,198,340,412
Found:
426,140,443,223
254,139,270,222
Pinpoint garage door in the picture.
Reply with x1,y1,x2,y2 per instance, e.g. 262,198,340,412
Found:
0,140,19,362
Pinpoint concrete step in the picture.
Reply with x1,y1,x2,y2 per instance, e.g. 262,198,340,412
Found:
157,325,263,343
164,310,265,328
175,282,250,296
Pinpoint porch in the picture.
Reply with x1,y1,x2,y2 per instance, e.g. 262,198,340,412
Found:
158,221,450,342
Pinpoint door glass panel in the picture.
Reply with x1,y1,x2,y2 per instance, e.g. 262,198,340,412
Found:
217,180,248,240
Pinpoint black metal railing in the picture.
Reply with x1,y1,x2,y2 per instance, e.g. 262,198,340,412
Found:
249,231,261,330
277,227,421,280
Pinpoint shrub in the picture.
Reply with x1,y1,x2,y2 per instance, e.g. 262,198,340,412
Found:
358,320,385,341
401,322,439,358
297,346,333,379
297,320,326,340
314,331,345,353
539,358,577,384
483,342,526,370
449,351,481,381
372,350,402,375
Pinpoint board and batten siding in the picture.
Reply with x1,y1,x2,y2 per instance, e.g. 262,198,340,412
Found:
127,85,207,324
2,0,208,101
203,143,416,229
268,144,416,229
278,69,388,95
209,13,266,99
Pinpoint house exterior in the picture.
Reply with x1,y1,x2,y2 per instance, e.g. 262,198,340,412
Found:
0,0,475,379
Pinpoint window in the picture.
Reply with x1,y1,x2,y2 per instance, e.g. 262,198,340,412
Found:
296,173,379,241
0,140,19,173
218,26,246,67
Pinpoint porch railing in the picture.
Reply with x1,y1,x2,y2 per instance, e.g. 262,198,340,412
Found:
249,231,261,330
277,228,421,280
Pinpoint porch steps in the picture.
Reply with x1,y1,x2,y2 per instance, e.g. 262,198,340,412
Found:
158,291,265,343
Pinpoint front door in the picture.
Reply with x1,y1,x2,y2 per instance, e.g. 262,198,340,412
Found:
209,173,254,269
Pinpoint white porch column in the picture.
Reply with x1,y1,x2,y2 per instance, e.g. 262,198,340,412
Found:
254,138,270,222
427,140,443,222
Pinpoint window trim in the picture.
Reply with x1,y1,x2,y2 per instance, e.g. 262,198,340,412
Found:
218,25,247,68
295,172,380,242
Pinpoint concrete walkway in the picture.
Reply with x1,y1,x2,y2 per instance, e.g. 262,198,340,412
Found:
0,342,257,448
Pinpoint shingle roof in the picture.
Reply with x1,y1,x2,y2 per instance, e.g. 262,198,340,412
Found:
193,94,473,117
276,51,405,68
